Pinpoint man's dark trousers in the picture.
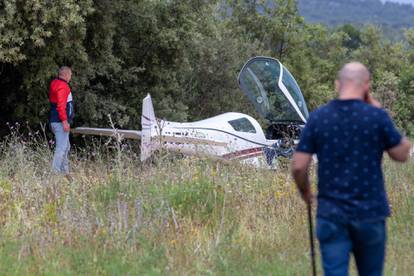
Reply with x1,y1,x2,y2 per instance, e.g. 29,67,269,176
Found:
317,217,386,276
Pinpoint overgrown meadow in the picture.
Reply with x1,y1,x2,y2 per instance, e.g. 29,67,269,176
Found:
0,129,413,275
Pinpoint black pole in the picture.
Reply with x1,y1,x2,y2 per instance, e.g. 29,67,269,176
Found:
307,203,317,276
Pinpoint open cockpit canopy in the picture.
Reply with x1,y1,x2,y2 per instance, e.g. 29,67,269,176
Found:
238,57,309,124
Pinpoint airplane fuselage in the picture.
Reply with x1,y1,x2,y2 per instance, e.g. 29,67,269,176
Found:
149,112,284,167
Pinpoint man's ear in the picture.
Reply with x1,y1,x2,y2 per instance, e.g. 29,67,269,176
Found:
335,80,340,92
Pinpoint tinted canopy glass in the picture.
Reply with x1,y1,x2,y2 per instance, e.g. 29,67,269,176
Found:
281,67,309,119
238,57,309,123
228,118,256,133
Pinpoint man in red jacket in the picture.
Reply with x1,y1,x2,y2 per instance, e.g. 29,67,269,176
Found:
49,66,74,175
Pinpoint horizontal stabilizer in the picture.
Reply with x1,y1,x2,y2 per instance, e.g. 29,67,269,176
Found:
72,127,142,140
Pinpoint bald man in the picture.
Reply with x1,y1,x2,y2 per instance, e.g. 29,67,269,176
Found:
49,66,75,176
292,62,411,275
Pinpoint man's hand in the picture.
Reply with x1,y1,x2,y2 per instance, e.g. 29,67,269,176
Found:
291,152,314,204
62,120,70,132
299,185,315,205
366,94,382,108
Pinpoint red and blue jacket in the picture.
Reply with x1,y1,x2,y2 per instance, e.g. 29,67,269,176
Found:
49,78,74,123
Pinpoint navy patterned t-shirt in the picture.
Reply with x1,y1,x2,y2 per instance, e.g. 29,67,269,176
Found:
296,99,402,221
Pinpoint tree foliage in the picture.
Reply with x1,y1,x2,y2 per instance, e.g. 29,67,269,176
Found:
1,0,414,136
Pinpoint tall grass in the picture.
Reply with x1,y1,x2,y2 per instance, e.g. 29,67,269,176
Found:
0,128,413,275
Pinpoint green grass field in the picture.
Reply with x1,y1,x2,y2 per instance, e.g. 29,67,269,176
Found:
0,132,413,275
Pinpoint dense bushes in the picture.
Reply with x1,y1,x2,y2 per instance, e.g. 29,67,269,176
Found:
1,0,414,136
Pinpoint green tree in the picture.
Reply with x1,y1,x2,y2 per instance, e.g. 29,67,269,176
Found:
375,71,399,113
405,28,414,62
1,0,414,137
0,0,93,130
337,24,362,50
394,66,414,135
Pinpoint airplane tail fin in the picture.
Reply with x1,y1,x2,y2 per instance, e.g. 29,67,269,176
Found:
140,94,159,161
142,94,156,124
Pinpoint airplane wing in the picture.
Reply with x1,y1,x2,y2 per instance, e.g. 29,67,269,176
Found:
72,127,142,140
72,128,225,146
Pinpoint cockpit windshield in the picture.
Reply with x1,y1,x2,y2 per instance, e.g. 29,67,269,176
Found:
281,67,309,119
238,57,309,124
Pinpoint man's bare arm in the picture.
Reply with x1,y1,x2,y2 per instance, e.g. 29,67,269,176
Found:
291,152,314,204
387,137,411,162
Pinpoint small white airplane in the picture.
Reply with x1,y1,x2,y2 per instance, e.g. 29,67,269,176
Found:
72,56,309,168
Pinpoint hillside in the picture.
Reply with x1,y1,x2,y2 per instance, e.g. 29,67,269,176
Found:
298,0,414,28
